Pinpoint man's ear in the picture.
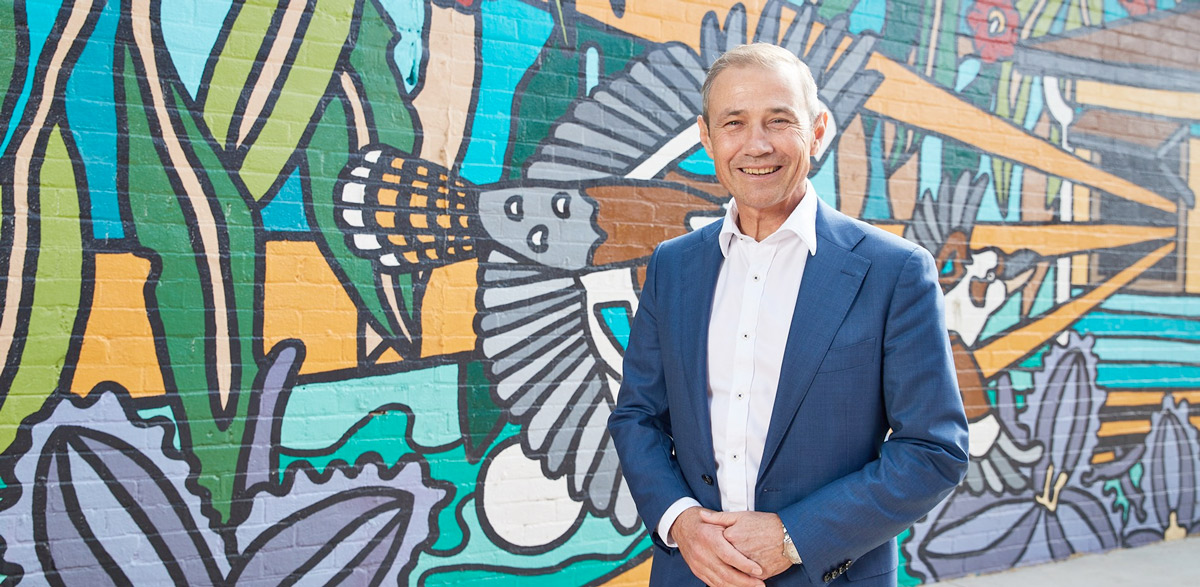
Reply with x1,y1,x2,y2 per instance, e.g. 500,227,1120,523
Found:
810,110,828,156
697,115,713,156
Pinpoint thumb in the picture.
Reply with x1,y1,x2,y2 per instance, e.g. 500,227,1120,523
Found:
699,509,738,527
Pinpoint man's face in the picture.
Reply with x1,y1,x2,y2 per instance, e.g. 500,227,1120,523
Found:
698,63,826,222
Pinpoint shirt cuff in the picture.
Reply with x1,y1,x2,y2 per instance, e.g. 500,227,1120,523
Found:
656,497,703,548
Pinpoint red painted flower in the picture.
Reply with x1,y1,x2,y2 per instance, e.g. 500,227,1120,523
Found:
1117,0,1153,16
968,0,1020,62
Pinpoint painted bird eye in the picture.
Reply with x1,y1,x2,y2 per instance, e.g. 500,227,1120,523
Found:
527,224,549,254
552,192,571,219
505,194,524,221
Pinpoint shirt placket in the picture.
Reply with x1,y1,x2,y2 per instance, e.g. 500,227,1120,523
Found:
722,237,777,511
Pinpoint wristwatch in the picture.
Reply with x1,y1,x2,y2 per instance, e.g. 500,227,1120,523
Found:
781,526,803,565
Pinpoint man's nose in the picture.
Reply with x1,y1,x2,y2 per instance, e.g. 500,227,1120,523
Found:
744,124,773,156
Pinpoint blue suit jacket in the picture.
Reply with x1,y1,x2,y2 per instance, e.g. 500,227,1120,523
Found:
608,200,969,586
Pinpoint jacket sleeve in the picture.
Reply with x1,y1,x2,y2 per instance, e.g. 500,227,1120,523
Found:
607,247,696,552
782,245,969,584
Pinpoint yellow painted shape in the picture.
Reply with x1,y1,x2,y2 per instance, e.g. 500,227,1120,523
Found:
574,0,779,50
1097,419,1151,437
1188,139,1200,293
974,242,1175,379
263,240,359,374
420,259,478,358
73,253,166,398
863,54,1176,214
970,224,1176,257
376,346,404,365
1075,81,1200,121
1106,390,1200,407
600,556,652,587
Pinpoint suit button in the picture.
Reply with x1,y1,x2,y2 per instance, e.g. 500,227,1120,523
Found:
823,572,833,582
701,474,714,485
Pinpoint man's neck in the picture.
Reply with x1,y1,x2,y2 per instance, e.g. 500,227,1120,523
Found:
735,193,804,242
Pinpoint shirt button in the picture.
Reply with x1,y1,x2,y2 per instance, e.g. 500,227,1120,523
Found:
741,333,750,339
737,393,744,400
752,274,760,281
731,454,739,461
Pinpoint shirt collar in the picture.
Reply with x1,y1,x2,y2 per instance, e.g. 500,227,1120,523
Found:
718,180,819,258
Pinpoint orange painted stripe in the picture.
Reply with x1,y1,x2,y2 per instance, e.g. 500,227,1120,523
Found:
863,54,1177,214
970,224,1176,256
973,242,1175,379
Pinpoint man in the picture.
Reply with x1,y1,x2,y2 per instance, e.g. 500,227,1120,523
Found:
607,43,969,586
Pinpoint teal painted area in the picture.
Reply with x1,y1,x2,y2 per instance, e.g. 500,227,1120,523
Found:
1023,77,1044,130
955,58,980,93
976,155,1020,221
600,305,631,350
1027,264,1055,317
862,122,890,220
261,167,310,232
1091,338,1200,365
1103,478,1131,522
1098,294,1200,318
416,493,649,586
977,266,1052,344
460,0,553,184
1095,364,1200,389
811,158,838,208
159,0,232,97
1073,312,1200,341
585,46,600,94
1131,462,1143,488
849,0,886,34
1103,0,1129,20
1007,370,1033,392
896,528,920,586
66,0,122,240
280,409,417,473
678,146,715,176
281,364,462,451
280,405,652,587
1,0,64,154
378,0,425,92
136,406,182,451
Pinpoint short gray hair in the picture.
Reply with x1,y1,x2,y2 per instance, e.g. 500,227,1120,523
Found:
701,43,820,126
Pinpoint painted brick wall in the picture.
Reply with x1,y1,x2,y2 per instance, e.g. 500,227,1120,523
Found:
1,0,1198,584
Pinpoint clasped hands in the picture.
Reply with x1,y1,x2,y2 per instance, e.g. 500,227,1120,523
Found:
670,507,794,587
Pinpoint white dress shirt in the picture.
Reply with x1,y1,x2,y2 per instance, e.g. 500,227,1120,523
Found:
656,182,818,546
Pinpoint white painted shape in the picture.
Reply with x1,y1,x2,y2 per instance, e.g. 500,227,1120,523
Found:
341,182,365,204
479,443,582,548
343,209,364,227
968,413,1001,458
625,124,701,180
354,234,382,250
580,268,640,376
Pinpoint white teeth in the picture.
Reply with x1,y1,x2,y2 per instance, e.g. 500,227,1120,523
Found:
741,167,779,175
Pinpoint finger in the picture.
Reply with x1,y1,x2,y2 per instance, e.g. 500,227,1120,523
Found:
701,564,765,587
699,509,739,527
714,537,763,577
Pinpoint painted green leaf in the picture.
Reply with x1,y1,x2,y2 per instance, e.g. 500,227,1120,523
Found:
305,97,399,342
123,44,261,521
0,126,87,453
348,0,417,153
201,0,277,145
236,0,358,200
0,2,15,108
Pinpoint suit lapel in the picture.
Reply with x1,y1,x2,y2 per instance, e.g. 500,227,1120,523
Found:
758,202,870,482
678,222,723,459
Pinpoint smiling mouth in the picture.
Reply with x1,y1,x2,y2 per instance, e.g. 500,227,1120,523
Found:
740,166,780,176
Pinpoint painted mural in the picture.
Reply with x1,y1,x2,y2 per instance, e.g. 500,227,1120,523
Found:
0,0,1197,584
